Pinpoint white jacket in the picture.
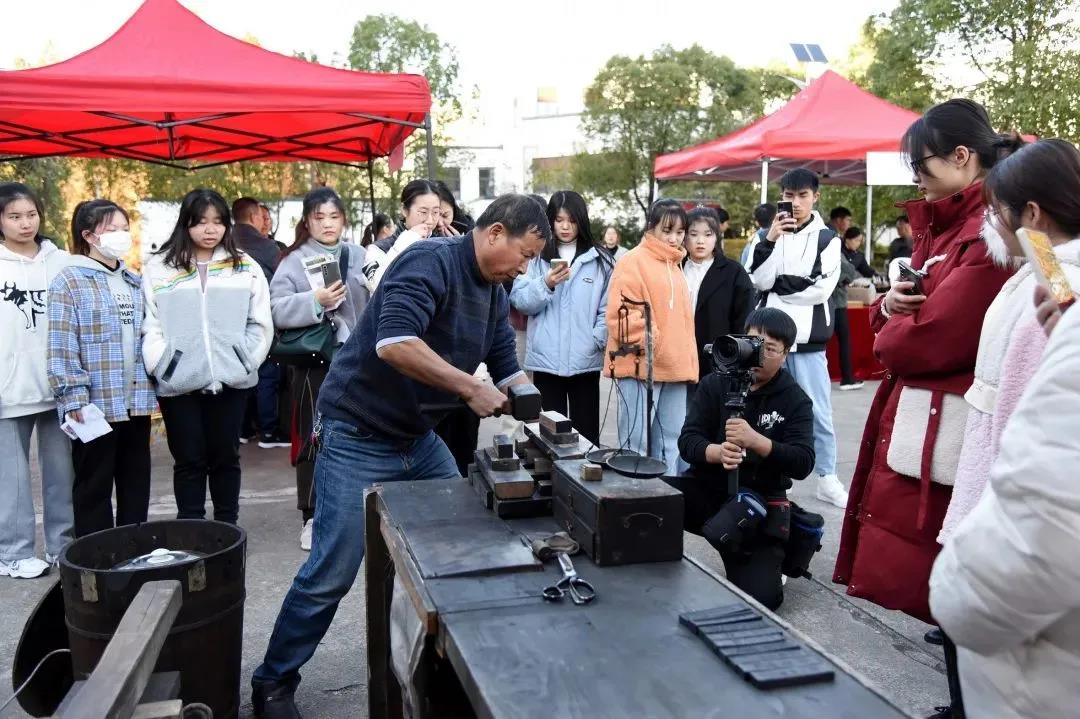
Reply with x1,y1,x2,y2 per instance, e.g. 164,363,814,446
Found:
748,211,840,350
929,303,1080,719
0,240,69,418
361,228,426,294
141,247,272,396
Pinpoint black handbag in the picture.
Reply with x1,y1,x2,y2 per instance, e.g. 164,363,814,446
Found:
269,245,350,367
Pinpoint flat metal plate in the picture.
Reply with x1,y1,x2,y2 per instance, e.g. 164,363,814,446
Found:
401,517,541,579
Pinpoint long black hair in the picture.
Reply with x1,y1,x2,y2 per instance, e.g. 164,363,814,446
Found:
71,199,128,256
0,182,46,244
541,190,610,271
283,187,347,257
902,99,1024,177
984,139,1080,237
157,188,240,270
433,180,475,234
361,213,393,247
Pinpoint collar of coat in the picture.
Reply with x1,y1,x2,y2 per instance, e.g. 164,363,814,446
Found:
640,232,687,263
900,181,985,241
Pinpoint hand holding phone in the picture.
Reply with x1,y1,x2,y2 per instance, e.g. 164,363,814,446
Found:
767,201,797,241
896,260,926,296
321,261,342,288
546,259,570,289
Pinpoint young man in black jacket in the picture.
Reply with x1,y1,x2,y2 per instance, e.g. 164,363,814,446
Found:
674,308,815,609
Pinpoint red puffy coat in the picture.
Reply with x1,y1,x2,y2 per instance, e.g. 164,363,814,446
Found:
833,182,1014,623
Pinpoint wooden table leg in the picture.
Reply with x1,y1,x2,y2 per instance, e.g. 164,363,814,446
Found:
365,488,403,719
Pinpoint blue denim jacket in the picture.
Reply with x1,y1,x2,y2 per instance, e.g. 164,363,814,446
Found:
47,262,157,423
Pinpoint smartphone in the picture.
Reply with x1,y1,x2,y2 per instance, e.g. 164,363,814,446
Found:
321,261,342,288
551,259,569,272
1017,227,1075,309
776,201,794,220
896,260,926,296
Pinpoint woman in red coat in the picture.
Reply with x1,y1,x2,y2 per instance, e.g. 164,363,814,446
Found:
834,100,1021,620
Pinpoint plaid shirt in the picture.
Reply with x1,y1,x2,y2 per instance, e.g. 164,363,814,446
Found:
47,265,157,423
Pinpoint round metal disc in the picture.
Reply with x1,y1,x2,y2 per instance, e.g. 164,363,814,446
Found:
605,453,668,479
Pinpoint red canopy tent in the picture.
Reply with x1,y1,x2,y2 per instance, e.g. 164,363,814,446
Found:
0,0,432,172
654,71,920,188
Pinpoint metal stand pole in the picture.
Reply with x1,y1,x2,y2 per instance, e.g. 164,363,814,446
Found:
425,113,435,179
759,159,770,204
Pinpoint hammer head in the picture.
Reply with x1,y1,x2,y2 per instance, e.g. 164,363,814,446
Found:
508,383,542,421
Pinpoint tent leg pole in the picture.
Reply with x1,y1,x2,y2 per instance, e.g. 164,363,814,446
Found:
759,159,769,204
866,184,873,264
425,113,435,179
368,159,377,223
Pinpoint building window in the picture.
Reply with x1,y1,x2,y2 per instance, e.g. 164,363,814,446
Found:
479,167,496,199
439,168,461,200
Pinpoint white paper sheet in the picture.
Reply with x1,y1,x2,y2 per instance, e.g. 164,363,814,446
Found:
60,403,113,443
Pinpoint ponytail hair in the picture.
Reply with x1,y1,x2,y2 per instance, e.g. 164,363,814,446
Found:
902,98,1024,175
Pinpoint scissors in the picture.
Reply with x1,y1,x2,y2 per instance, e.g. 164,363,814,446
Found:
541,553,596,605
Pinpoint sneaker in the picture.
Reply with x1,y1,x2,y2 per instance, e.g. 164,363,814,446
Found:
258,432,290,449
816,473,849,508
239,432,255,445
0,557,50,579
781,574,788,586
839,381,864,391
300,519,313,552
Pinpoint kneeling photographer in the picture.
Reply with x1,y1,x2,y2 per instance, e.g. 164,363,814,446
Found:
673,308,816,609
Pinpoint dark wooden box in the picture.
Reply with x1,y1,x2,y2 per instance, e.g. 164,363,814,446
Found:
552,459,684,566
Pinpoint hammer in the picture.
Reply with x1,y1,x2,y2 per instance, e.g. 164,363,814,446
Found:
420,383,542,420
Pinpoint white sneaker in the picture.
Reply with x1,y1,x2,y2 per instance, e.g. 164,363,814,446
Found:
300,519,313,552
781,575,788,586
839,382,864,391
816,473,849,509
0,557,50,578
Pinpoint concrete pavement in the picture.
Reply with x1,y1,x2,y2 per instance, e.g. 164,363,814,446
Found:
0,379,948,717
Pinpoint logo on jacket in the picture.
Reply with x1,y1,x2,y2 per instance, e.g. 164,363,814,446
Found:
757,411,785,431
1,282,45,330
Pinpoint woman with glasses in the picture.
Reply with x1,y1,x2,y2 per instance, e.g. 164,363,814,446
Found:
834,99,1021,719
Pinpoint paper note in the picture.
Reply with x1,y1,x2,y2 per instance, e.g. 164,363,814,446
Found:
60,403,113,443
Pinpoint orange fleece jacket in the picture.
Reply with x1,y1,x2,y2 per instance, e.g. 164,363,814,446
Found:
604,233,698,383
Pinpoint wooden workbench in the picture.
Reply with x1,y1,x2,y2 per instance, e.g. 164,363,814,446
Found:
364,478,910,719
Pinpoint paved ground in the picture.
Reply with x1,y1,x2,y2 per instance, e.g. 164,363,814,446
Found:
0,379,948,718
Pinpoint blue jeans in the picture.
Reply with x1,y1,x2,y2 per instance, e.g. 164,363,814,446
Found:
253,417,458,687
616,379,688,476
255,361,282,435
784,351,837,476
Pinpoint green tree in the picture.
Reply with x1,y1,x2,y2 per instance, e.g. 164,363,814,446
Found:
578,45,771,222
855,0,1080,141
345,14,463,212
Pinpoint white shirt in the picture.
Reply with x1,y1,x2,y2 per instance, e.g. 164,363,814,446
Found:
557,242,576,263
683,257,713,310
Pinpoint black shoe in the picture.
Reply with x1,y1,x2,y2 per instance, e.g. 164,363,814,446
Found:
239,432,256,445
258,431,290,449
252,680,302,718
924,628,945,645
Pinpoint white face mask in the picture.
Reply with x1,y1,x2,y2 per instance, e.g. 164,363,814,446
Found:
95,230,132,261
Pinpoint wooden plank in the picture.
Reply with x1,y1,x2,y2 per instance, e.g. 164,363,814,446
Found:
56,580,181,719
364,489,404,719
380,520,439,634
130,700,184,719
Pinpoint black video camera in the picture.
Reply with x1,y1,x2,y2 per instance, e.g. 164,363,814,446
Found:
705,334,765,375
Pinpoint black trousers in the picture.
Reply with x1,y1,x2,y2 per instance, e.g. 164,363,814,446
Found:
665,473,786,610
435,407,481,477
158,387,247,524
531,370,601,445
71,415,152,537
291,365,328,523
833,306,855,384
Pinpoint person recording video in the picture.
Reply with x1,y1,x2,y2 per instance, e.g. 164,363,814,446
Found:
673,308,815,609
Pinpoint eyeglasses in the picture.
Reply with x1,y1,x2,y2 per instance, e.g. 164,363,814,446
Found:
763,344,786,358
909,153,939,175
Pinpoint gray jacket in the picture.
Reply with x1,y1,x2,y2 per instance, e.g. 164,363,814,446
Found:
269,240,369,343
